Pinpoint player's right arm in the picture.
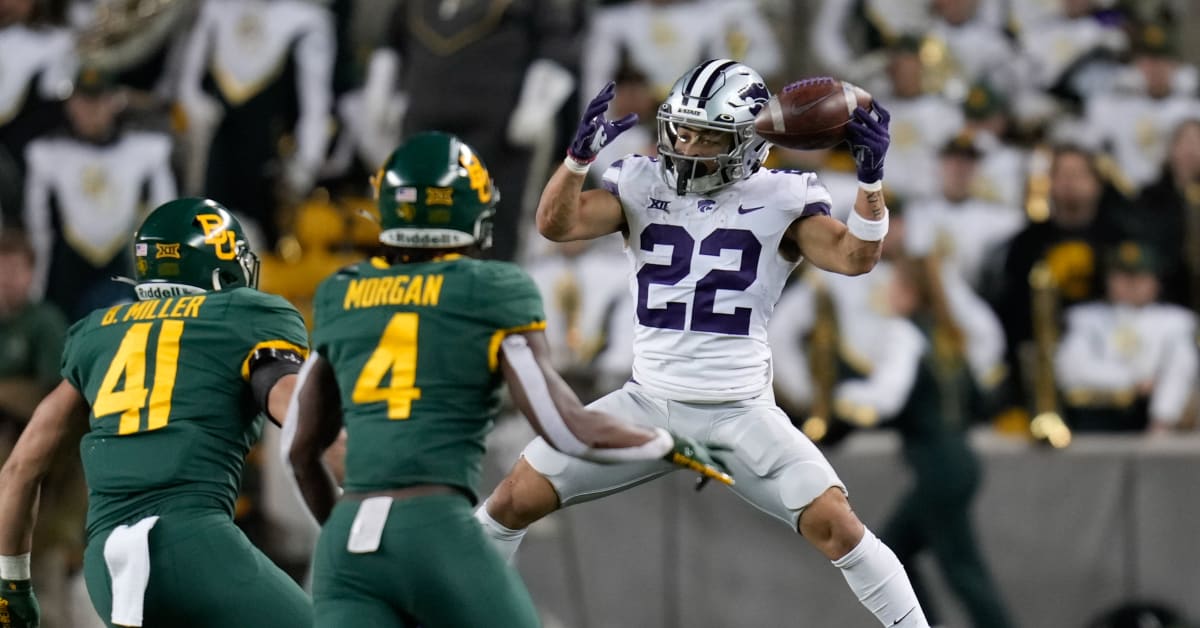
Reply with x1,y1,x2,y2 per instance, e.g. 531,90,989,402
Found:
536,167,626,242
537,82,636,242
0,381,87,628
499,331,732,485
286,353,344,524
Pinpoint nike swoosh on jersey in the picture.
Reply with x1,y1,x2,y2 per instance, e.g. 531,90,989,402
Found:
737,205,765,214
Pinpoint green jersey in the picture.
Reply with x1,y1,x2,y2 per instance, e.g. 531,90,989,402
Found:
312,256,544,499
61,288,309,537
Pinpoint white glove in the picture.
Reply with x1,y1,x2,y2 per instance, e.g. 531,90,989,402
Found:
282,157,318,202
183,93,223,134
507,59,576,147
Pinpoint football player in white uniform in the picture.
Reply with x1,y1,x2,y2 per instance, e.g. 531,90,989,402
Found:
476,59,929,627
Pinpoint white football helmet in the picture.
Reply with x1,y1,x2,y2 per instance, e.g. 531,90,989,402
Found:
656,59,772,195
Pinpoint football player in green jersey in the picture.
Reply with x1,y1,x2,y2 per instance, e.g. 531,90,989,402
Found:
287,131,732,628
0,198,314,628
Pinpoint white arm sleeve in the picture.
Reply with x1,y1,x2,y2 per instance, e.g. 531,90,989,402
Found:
719,1,782,78
37,30,76,101
810,0,857,78
507,59,576,146
500,335,672,463
940,262,1007,387
359,48,405,167
147,136,178,206
177,1,215,112
279,351,320,467
1054,308,1137,391
22,144,53,300
581,10,621,113
1149,313,1199,425
292,7,336,172
834,319,925,420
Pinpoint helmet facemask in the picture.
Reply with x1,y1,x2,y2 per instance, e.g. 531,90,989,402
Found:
230,241,260,290
656,59,772,196
657,120,762,195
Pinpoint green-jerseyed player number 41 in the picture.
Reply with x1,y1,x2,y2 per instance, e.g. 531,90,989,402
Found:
93,320,184,435
352,312,422,420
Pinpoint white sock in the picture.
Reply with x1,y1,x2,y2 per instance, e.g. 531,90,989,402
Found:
473,500,528,564
831,528,929,627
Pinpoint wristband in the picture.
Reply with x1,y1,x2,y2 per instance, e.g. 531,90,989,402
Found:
847,208,889,242
0,553,31,580
858,179,883,192
563,155,591,175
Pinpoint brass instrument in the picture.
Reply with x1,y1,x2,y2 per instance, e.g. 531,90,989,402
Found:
917,255,968,428
1024,144,1052,223
76,0,193,73
1027,262,1071,448
1185,182,1200,317
1185,182,1200,428
802,278,838,442
917,35,966,99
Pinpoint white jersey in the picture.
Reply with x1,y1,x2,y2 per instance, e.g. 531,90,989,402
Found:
1055,302,1199,424
23,131,177,297
601,155,833,402
0,25,74,126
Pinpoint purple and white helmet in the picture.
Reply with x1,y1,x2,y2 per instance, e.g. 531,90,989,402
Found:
656,59,772,195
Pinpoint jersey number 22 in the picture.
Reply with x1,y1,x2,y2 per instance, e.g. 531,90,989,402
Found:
637,225,761,335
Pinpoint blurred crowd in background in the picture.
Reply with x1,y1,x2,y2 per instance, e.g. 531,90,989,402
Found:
1,0,1199,626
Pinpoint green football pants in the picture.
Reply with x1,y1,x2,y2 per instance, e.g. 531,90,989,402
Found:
83,512,313,627
312,493,540,628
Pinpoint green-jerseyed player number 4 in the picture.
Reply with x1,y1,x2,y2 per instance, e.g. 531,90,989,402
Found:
93,320,184,435
352,312,422,419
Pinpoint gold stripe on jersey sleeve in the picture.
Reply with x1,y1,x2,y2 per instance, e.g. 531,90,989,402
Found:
241,340,310,381
487,321,548,372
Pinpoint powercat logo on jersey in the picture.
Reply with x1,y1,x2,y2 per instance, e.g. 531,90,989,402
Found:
697,199,716,213
648,198,670,212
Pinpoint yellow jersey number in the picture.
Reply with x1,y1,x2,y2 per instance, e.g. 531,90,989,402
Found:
93,320,184,435
352,313,422,419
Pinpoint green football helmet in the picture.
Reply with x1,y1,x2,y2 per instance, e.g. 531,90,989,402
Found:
132,197,260,300
372,131,498,249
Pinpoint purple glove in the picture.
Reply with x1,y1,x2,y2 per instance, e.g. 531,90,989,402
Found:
845,102,890,183
567,82,639,164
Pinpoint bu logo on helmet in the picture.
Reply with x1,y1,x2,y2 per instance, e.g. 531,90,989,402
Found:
460,148,493,204
196,213,237,260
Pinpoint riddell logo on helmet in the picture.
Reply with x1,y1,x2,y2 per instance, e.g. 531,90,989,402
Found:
135,283,203,299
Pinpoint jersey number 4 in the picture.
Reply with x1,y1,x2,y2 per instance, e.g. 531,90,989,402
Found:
637,225,762,335
93,321,184,435
352,312,422,419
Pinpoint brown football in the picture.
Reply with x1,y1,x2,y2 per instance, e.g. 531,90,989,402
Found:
754,77,873,150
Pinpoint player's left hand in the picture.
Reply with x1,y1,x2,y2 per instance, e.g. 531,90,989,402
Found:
845,102,890,183
663,433,734,489
0,578,41,628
